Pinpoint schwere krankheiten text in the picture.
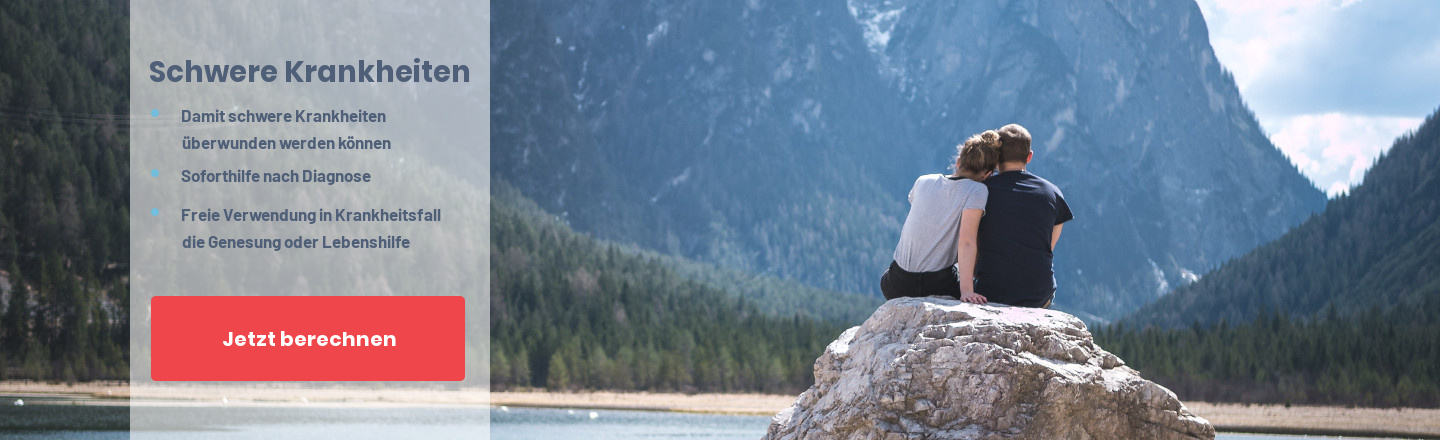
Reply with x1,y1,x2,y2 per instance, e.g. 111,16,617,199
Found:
148,59,469,83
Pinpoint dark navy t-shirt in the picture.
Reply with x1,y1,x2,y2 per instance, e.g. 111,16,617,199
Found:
974,170,1073,307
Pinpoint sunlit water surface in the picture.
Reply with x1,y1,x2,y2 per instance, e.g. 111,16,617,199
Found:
0,397,1406,439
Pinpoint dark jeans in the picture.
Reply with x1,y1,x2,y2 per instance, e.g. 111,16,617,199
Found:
880,260,961,300
988,288,1056,308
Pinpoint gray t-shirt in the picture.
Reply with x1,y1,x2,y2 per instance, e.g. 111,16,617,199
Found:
893,174,988,273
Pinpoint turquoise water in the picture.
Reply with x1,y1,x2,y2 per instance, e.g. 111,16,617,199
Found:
488,407,1401,439
491,406,768,439
490,407,1400,440
130,406,487,439
0,399,1405,439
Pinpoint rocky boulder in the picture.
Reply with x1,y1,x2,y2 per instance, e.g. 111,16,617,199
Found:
765,297,1215,439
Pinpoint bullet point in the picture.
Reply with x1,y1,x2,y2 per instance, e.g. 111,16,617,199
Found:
151,208,159,216
151,109,159,117
151,169,159,177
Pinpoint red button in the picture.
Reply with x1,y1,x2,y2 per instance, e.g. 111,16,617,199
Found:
151,296,465,381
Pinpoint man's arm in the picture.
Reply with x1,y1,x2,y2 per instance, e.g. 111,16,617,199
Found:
1050,223,1063,251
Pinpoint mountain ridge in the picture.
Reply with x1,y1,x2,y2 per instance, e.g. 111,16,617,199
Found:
491,0,1326,321
1122,106,1440,328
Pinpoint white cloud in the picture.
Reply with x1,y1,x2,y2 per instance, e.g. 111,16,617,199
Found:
1267,113,1422,197
1194,0,1362,100
1196,0,1438,197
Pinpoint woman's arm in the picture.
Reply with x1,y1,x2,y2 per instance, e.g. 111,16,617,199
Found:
956,208,986,304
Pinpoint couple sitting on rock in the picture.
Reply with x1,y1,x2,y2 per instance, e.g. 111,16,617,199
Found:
881,124,1073,308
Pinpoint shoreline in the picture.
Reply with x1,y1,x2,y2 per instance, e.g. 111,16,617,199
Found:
1184,402,1440,439
6,381,1440,437
490,392,1440,438
490,390,791,416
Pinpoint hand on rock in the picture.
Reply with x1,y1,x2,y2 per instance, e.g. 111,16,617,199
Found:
960,291,987,304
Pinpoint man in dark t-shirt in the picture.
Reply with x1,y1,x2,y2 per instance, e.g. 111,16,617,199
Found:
974,124,1074,308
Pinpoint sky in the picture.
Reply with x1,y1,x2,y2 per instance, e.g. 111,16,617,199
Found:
1194,0,1440,197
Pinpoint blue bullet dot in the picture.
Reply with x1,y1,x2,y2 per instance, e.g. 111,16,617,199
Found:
151,208,159,216
151,169,159,177
151,109,159,117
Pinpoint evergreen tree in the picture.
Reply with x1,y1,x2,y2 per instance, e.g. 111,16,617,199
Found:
0,0,129,381
490,181,852,393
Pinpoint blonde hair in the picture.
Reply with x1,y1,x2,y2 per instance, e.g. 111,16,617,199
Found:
955,130,1001,175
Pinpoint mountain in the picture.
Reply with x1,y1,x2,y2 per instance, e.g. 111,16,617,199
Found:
491,0,1326,321
492,0,916,296
1103,107,1440,407
1123,108,1440,328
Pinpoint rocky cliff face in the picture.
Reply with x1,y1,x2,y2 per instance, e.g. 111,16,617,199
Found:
765,297,1214,439
849,0,1326,319
492,0,1326,321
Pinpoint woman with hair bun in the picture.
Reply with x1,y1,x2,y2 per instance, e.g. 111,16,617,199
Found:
881,130,1001,303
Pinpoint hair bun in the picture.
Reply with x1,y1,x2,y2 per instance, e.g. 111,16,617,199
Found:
980,130,1001,148
956,130,1003,175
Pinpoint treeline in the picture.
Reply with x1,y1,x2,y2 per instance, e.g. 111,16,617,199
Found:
0,0,130,381
491,183,850,394
620,241,881,324
1096,294,1440,408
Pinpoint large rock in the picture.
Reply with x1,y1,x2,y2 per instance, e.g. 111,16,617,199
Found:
765,297,1214,439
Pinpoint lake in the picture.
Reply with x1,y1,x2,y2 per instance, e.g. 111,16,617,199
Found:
490,407,1398,440
0,398,1405,439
